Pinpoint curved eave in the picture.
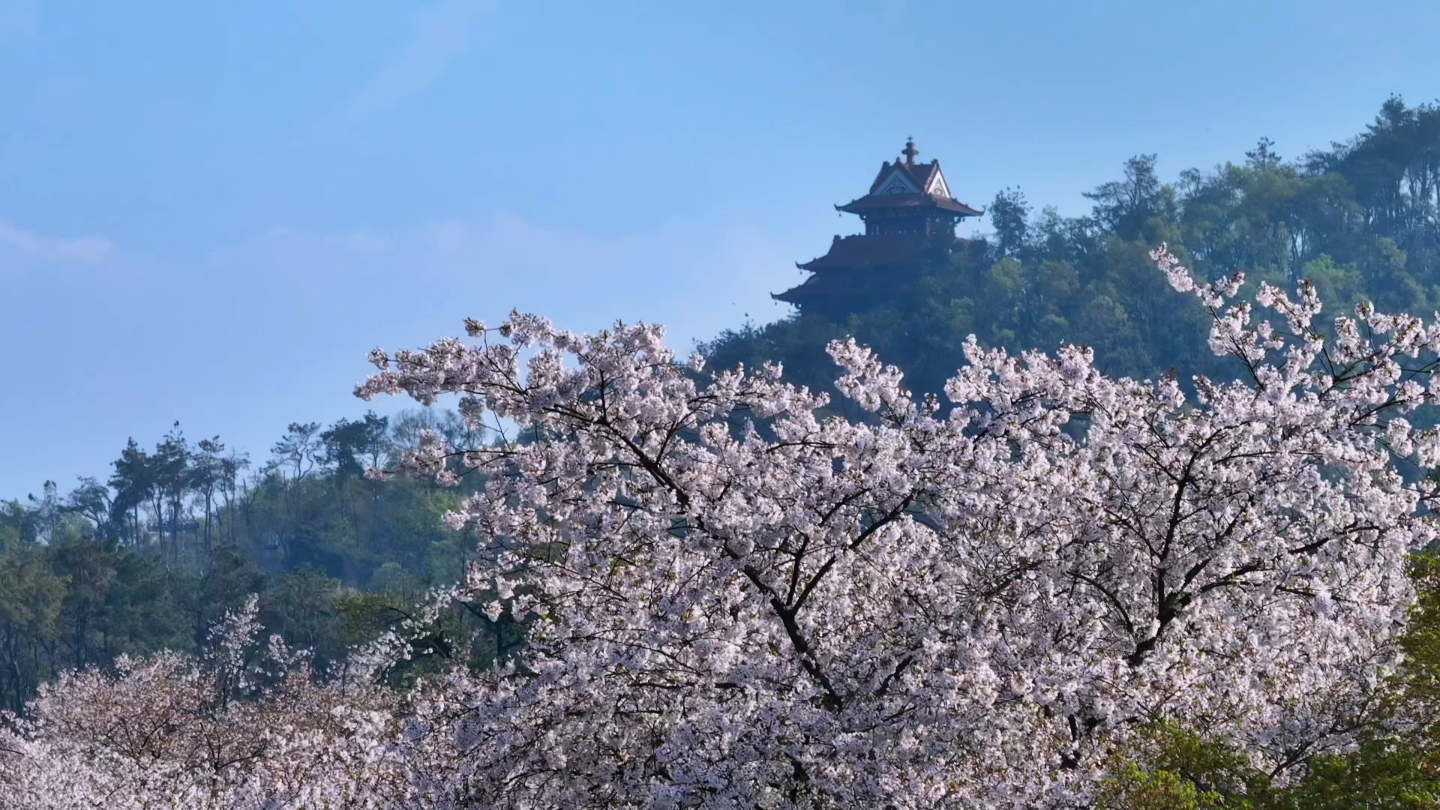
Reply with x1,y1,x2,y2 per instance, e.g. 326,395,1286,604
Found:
835,196,985,218
771,289,809,306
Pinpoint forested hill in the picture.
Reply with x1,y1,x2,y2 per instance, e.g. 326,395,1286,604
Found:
3,94,1440,711
0,410,490,712
703,95,1440,403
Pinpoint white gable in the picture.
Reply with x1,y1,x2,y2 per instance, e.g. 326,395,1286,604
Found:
927,170,951,198
875,168,920,196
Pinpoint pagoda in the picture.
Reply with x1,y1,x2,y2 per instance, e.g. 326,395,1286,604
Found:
773,138,983,318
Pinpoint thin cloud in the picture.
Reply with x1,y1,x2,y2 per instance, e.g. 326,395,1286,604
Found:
203,211,802,350
0,218,114,264
347,0,493,121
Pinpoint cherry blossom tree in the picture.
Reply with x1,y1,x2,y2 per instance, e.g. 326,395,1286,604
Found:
0,597,407,809
4,246,1439,807
351,245,1439,806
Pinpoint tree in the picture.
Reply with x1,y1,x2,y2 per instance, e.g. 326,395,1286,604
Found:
216,447,250,548
64,478,113,544
269,422,322,482
22,482,63,546
1245,136,1282,170
107,439,153,547
1083,154,1176,241
318,412,388,480
152,424,191,566
191,437,226,558
989,185,1031,258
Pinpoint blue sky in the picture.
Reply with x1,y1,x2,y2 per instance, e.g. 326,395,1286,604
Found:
3,0,1439,499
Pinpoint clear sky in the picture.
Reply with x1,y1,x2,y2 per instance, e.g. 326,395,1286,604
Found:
2,0,1439,500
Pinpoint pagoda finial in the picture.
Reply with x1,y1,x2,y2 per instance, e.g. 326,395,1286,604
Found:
902,136,918,165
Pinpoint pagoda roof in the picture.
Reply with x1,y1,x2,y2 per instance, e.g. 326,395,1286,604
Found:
868,159,943,196
837,138,983,219
836,193,984,218
797,233,937,272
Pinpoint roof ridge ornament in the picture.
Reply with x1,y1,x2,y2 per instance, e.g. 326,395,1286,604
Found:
902,136,919,166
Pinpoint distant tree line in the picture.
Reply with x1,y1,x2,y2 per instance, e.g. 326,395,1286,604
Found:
0,409,498,712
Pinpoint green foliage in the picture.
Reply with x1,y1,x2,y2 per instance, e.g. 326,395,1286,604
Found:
1097,721,1271,809
1097,762,1229,810
1279,744,1440,809
1101,723,1440,810
0,541,68,712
